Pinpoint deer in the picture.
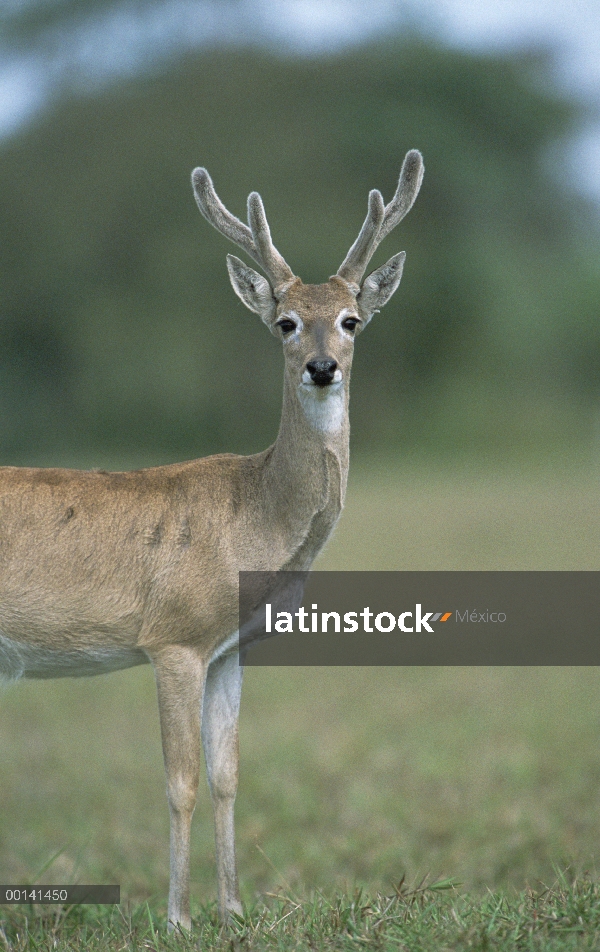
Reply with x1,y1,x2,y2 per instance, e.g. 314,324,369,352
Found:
0,150,424,931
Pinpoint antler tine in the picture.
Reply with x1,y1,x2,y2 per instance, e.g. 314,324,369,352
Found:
192,168,295,291
247,192,295,291
378,149,424,244
337,150,424,286
191,167,263,271
336,189,385,286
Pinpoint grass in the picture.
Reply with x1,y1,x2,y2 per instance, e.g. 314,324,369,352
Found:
2,464,600,949
3,875,600,950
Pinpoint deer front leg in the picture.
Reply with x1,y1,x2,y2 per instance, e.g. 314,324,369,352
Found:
202,649,244,921
151,646,207,932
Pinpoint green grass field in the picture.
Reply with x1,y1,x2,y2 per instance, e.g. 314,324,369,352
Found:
2,465,600,949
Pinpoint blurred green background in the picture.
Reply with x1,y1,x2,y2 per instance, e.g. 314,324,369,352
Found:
1,9,599,469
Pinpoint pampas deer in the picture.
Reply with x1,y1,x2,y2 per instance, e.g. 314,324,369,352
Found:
0,151,424,930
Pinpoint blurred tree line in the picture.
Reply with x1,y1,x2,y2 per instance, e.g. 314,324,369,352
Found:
0,33,599,467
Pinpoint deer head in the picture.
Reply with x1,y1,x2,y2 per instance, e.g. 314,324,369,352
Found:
191,152,424,431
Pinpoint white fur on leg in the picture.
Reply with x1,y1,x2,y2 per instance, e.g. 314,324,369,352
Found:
202,652,244,921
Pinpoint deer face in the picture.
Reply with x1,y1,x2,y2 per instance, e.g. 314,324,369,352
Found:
274,278,358,433
224,266,358,431
274,277,358,384
227,268,359,378
225,262,406,431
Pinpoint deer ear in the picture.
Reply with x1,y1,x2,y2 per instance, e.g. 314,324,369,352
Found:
356,252,406,323
226,254,276,323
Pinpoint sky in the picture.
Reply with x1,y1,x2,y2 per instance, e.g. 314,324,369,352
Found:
1,0,600,197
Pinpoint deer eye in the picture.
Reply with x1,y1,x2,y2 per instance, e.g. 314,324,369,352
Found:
276,319,297,335
342,317,360,333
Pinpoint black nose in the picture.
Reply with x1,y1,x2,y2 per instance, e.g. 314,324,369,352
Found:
306,359,338,387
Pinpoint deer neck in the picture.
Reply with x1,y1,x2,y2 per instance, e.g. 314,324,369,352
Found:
261,372,350,561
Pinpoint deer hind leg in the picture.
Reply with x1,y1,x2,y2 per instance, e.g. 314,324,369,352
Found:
202,648,244,921
151,646,207,932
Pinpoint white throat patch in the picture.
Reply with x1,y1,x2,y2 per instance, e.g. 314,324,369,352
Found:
298,377,346,433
